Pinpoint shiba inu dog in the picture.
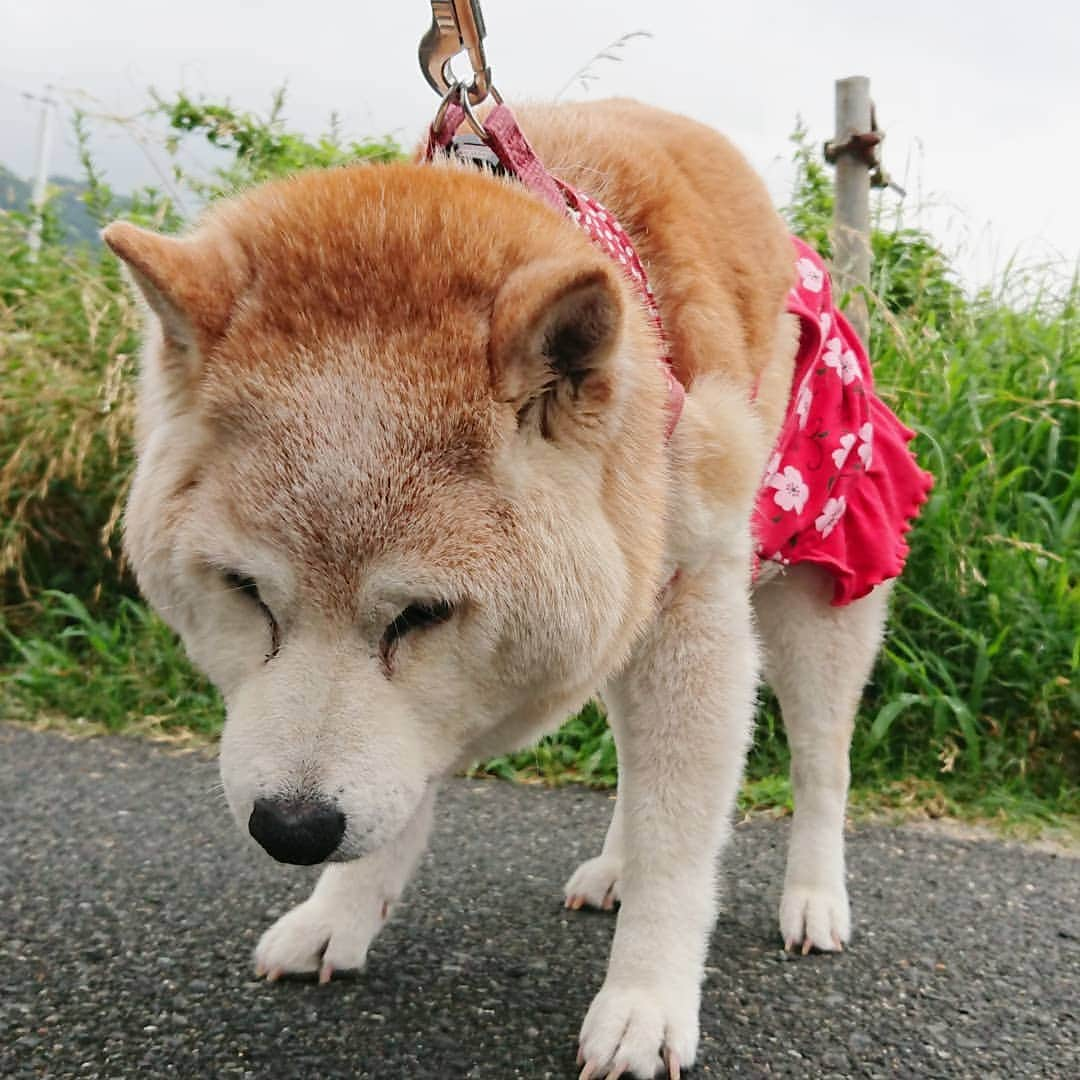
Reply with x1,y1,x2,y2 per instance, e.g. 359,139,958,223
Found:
104,99,927,1079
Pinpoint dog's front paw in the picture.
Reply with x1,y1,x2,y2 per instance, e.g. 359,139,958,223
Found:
254,893,388,983
564,853,622,912
779,879,850,954
577,982,698,1079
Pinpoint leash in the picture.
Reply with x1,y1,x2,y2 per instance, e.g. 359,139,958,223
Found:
417,0,685,438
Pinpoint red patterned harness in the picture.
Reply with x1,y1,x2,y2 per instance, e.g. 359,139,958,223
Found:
426,104,932,605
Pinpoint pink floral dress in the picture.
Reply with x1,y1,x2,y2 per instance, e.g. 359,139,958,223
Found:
753,239,934,605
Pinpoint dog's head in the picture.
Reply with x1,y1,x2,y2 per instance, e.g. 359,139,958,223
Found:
105,163,670,864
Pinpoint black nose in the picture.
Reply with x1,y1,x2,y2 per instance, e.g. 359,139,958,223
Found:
248,797,346,865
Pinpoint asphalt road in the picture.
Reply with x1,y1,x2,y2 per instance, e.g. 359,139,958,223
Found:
1,723,1077,1079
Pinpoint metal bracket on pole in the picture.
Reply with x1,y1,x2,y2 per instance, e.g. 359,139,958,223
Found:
824,102,905,197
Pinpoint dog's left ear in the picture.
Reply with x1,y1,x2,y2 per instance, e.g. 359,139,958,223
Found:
490,257,624,438
102,221,245,360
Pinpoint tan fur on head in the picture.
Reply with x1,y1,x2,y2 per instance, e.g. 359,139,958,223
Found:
110,155,675,853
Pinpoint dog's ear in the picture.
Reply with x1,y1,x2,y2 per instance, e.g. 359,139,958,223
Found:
490,257,624,439
102,221,246,382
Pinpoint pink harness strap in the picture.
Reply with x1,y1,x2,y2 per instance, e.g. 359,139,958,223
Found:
427,103,685,437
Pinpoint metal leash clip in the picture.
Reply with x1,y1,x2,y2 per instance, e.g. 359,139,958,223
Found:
419,0,502,136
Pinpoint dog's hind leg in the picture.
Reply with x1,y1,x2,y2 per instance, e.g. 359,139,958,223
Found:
576,563,757,1078
753,563,891,953
563,705,625,912
254,786,435,983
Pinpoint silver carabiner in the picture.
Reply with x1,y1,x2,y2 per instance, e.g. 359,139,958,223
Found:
418,0,495,105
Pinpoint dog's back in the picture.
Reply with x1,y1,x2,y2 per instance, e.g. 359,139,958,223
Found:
512,100,796,393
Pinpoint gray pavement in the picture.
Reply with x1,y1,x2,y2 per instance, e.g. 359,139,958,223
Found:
1,723,1077,1079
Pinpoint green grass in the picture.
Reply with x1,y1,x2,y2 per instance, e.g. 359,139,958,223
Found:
0,97,1076,832
847,275,1079,805
1,591,222,737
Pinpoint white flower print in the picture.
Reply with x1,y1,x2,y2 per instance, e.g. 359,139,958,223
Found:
815,495,847,538
769,465,809,515
795,383,813,430
823,337,861,385
762,451,782,486
857,421,874,469
832,432,856,469
797,257,824,293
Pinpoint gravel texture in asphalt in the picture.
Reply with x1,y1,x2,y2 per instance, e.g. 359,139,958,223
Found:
1,723,1077,1079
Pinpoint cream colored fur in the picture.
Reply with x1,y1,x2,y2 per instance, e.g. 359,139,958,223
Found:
105,99,895,1080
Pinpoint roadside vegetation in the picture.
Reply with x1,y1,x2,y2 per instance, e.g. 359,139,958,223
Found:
1,97,1076,833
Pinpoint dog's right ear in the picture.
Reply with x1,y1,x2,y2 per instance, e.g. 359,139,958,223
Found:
102,222,245,384
489,256,625,441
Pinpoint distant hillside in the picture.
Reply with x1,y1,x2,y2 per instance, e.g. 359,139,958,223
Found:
0,164,120,246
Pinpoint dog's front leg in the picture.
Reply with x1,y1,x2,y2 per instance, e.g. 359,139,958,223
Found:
577,566,757,1079
254,786,435,983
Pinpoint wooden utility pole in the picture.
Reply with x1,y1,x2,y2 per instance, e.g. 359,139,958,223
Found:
827,76,873,345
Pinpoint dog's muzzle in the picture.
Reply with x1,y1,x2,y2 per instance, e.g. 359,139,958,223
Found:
248,796,346,865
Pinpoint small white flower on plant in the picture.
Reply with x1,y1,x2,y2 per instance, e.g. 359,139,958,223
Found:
857,421,874,468
762,451,781,486
823,337,861,385
770,465,809,515
795,383,813,429
815,495,847,538
832,432,856,469
797,257,824,293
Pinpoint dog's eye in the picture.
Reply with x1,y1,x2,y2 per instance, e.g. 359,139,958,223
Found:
224,571,262,605
223,571,280,660
380,600,455,665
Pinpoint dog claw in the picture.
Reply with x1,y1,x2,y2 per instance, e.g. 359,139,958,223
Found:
576,1048,585,1067
254,964,266,978
784,932,844,955
578,1061,596,1080
601,890,615,912
318,962,333,985
266,967,283,982
664,1047,681,1080
568,895,585,911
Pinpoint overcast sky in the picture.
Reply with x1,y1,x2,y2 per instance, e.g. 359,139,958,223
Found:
3,0,1077,289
